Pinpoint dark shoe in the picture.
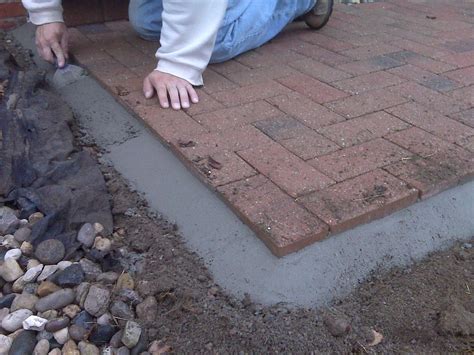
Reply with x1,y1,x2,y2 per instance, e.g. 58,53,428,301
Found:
303,0,334,30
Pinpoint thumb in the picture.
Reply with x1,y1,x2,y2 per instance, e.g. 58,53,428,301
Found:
143,76,154,99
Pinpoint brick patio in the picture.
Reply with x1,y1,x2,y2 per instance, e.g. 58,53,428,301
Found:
68,0,474,257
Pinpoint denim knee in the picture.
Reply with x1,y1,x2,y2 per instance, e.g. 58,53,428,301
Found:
128,0,162,41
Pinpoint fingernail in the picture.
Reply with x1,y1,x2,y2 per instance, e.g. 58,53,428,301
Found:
145,91,152,98
182,103,190,109
163,103,169,108
192,98,199,103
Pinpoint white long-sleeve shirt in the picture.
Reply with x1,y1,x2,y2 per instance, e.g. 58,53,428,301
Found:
21,0,228,85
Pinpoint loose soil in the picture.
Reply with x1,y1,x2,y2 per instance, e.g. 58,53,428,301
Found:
4,32,474,353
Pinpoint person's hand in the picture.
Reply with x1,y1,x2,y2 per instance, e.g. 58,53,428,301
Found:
143,70,199,110
35,22,69,68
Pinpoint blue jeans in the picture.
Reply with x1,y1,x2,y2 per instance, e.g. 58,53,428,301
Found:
128,0,316,63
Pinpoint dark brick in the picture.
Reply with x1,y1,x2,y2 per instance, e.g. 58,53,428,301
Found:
218,175,329,257
299,169,418,234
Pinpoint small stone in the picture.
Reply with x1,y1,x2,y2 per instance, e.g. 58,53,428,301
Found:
0,334,12,354
2,235,20,249
20,242,34,256
26,259,41,270
22,315,48,331
109,330,123,348
19,219,28,228
9,330,36,355
4,249,22,261
22,283,38,295
45,317,70,333
88,324,116,346
13,228,31,243
2,283,13,295
63,304,81,319
35,288,75,312
62,339,79,355
2,309,33,332
96,272,119,285
75,283,90,307
0,207,19,234
0,293,16,308
52,327,68,344
78,341,99,355
121,321,141,349
136,296,158,323
79,259,101,281
37,265,59,282
11,293,38,312
28,212,44,225
0,308,9,323
23,264,43,282
48,348,61,355
93,223,104,235
33,338,50,355
36,330,53,342
84,285,110,317
323,313,351,337
101,347,113,355
37,281,61,298
77,224,95,248
96,313,112,326
37,310,58,320
0,258,24,282
110,301,134,320
116,273,134,291
92,237,111,253
11,276,27,293
130,331,147,355
117,346,131,355
68,324,88,342
116,289,142,306
57,261,72,270
72,311,94,331
49,264,84,287
35,240,65,265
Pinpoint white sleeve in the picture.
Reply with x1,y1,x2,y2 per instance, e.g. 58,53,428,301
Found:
21,0,64,25
156,0,228,86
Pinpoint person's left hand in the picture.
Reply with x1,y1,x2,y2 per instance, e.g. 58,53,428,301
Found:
143,70,199,110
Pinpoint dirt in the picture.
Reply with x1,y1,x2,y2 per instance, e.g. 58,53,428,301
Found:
4,32,474,353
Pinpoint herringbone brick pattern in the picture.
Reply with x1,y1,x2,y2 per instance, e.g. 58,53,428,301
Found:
70,0,474,256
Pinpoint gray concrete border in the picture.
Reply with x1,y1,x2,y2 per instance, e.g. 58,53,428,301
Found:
12,24,474,307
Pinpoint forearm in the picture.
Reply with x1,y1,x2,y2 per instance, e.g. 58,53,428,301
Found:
156,0,228,86
22,0,63,25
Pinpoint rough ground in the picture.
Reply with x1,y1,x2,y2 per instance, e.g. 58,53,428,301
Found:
4,33,474,353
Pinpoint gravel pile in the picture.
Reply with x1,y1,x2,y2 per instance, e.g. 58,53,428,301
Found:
0,206,160,355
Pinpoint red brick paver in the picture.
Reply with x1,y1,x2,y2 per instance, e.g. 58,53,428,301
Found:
71,0,474,256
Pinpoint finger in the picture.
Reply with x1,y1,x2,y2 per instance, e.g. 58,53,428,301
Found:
186,84,199,104
156,84,170,109
167,85,181,110
51,42,66,68
178,85,190,109
60,33,69,61
40,44,55,64
143,77,154,99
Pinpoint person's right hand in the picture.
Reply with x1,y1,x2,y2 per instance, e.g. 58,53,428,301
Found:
35,22,69,68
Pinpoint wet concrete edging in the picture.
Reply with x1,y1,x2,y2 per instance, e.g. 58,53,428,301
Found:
12,23,474,307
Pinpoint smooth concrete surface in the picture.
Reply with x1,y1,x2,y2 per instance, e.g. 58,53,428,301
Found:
12,24,474,307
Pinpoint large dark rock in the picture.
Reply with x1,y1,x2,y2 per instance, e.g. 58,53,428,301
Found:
8,330,37,355
50,264,85,287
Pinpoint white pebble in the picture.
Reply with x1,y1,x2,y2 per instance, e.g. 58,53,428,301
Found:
93,222,104,235
37,265,59,281
53,327,69,345
4,248,21,260
93,237,112,253
23,315,48,331
0,334,12,354
57,261,72,270
23,264,44,282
